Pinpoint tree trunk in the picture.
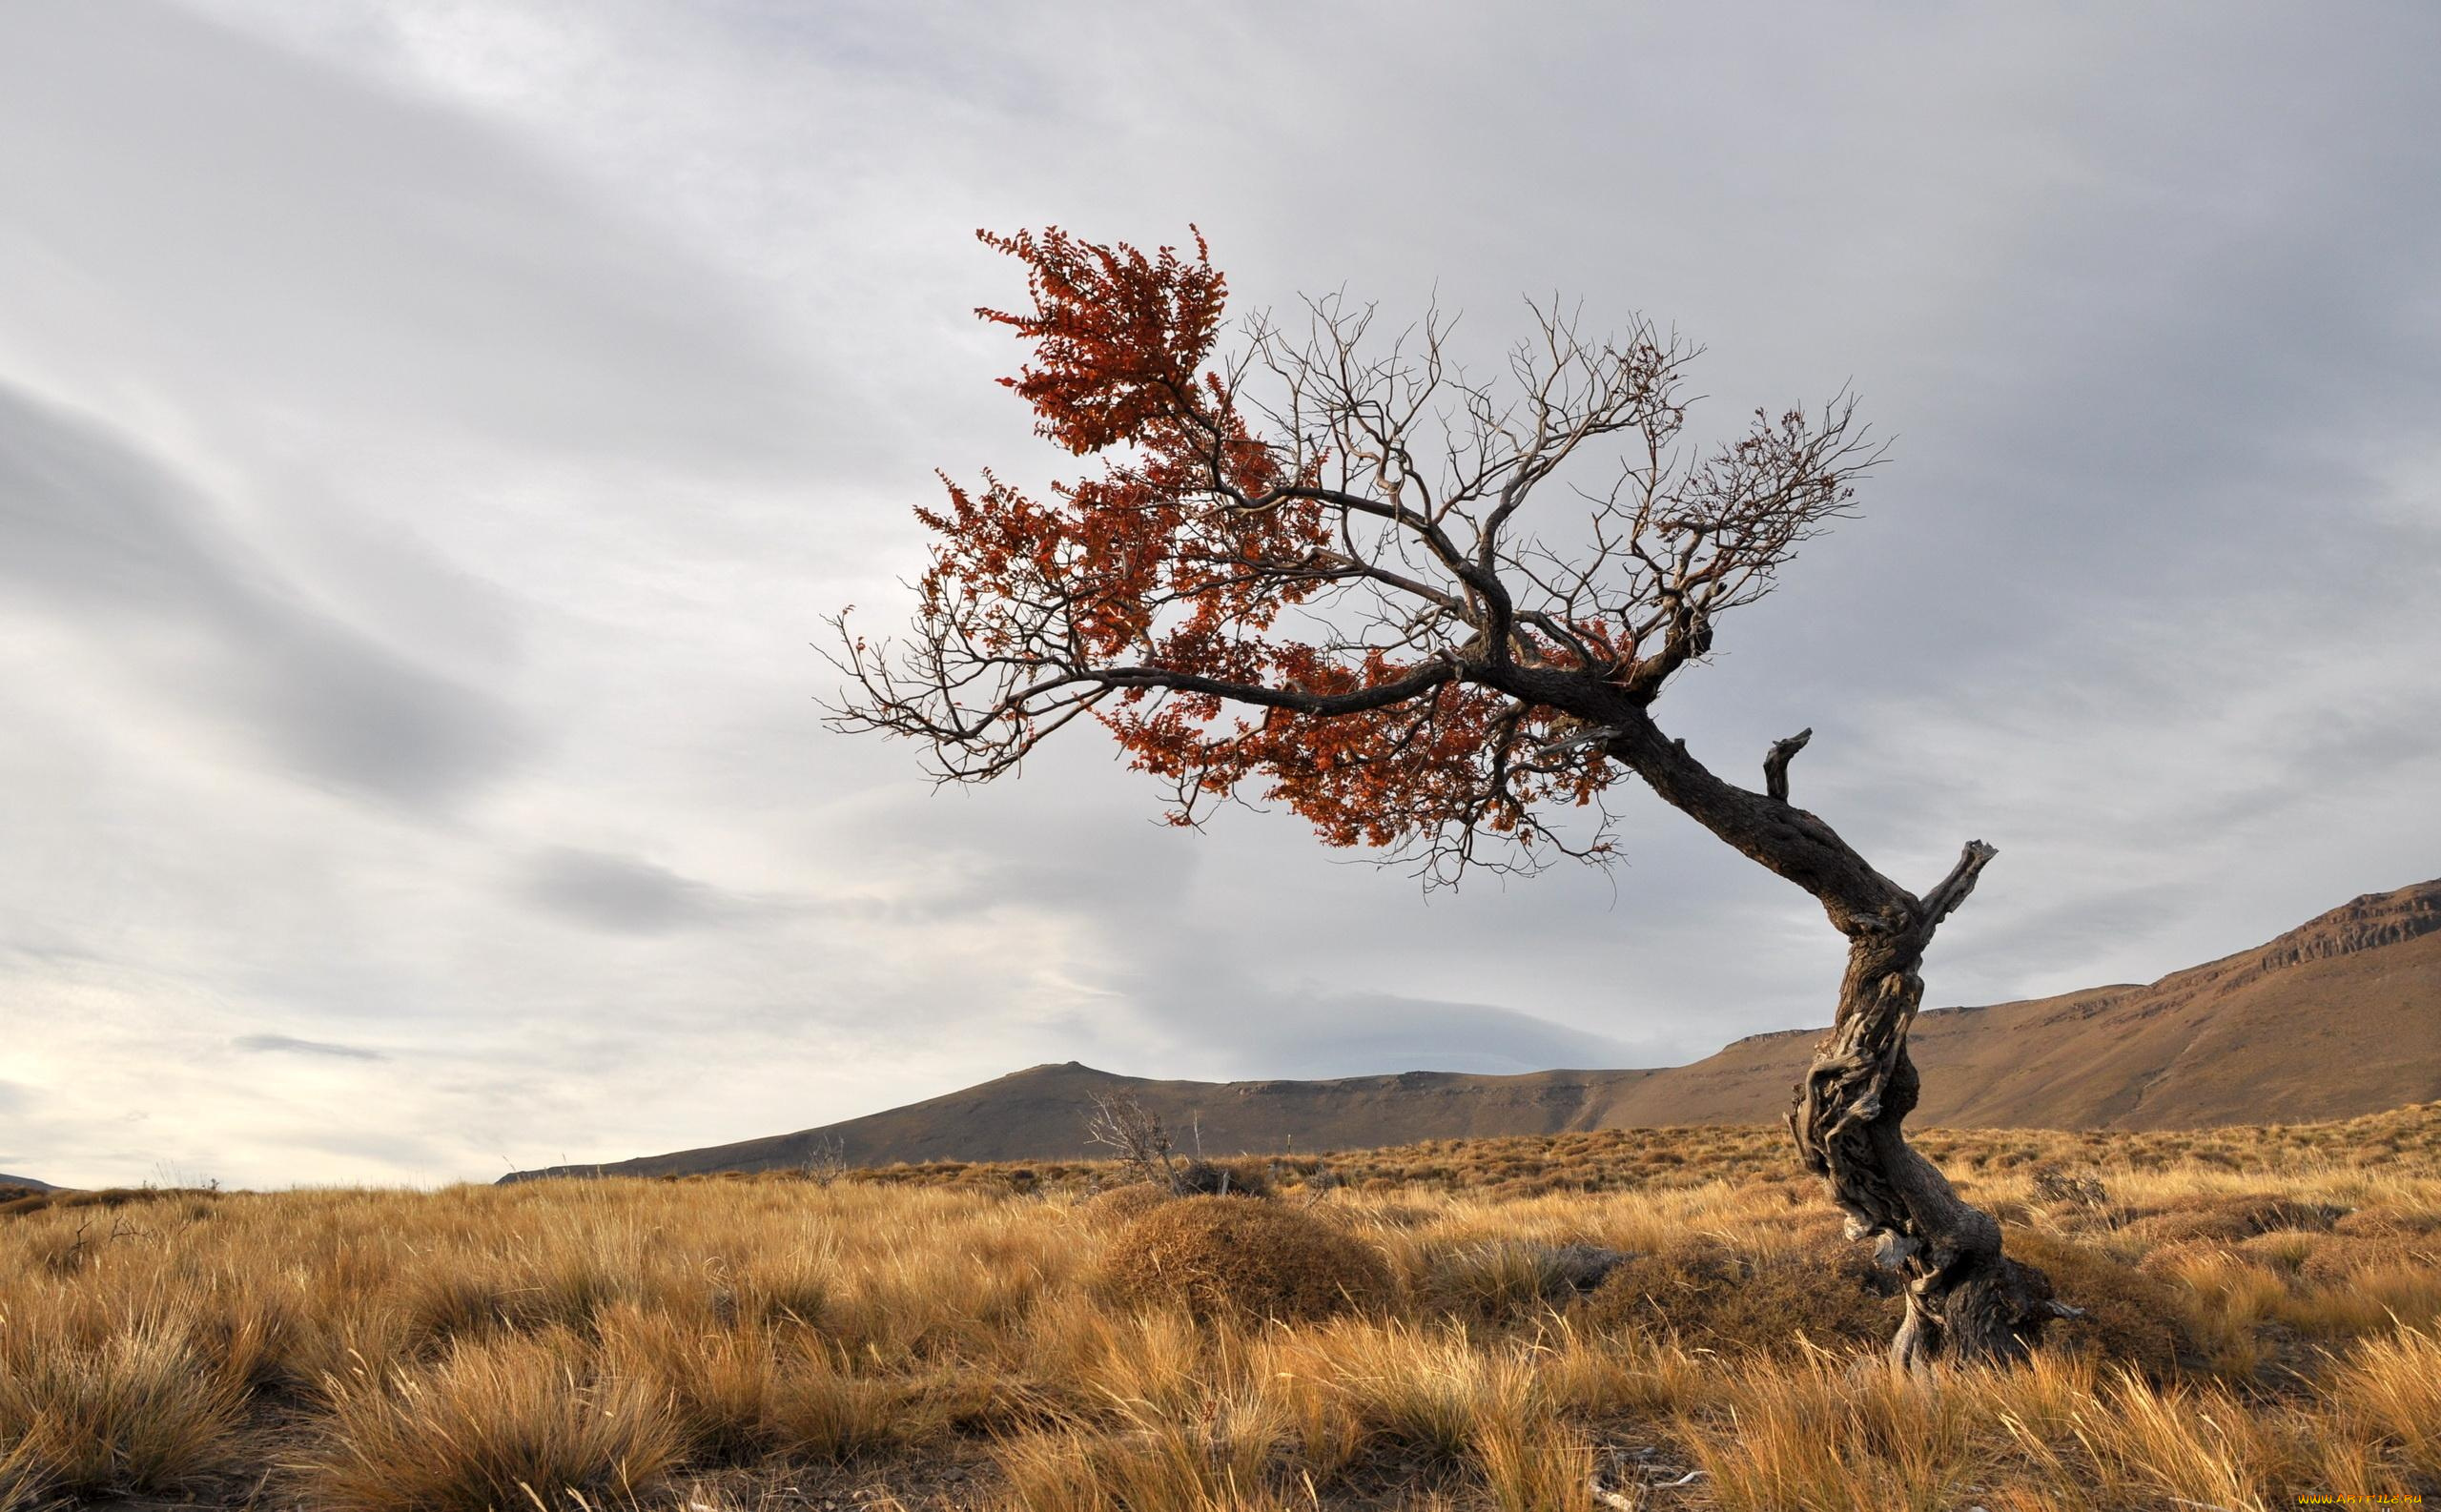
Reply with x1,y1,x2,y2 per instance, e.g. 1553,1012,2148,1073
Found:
1569,706,2070,1367
1790,929,2070,1367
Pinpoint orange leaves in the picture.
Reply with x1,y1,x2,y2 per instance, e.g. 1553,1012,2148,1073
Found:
909,226,1632,866
974,227,1229,457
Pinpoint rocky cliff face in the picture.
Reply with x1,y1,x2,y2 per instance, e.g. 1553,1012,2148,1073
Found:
2258,884,2441,968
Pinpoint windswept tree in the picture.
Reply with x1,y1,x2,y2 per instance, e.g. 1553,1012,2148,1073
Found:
831,228,2078,1366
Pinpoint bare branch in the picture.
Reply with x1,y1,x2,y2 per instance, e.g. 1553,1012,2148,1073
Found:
834,228,1887,887
1083,1091,1180,1191
1922,840,2000,928
1764,726,1813,804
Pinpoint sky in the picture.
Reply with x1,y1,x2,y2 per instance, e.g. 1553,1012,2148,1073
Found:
3,3,2435,1189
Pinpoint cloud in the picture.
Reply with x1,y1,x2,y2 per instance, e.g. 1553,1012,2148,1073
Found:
1,1,2436,1189
0,381,526,808
522,848,747,934
1216,991,1652,1081
0,3,826,476
1106,931,1670,1081
232,1034,387,1062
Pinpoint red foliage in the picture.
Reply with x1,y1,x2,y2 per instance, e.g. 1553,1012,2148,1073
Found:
913,228,1621,855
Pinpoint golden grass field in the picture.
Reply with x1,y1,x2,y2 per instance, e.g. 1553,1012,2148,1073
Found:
4,1105,2438,1511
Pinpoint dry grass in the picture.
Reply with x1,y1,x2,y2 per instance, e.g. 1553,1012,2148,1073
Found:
0,1103,2435,1508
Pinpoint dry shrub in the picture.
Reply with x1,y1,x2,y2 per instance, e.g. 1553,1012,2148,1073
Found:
1080,1182,1173,1227
1580,1236,1894,1354
1096,1195,1389,1322
2004,1228,2199,1380
298,1331,683,1512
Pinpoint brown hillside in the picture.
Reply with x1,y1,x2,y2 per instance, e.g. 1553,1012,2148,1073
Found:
1593,878,2441,1130
504,1062,1670,1181
504,879,2441,1180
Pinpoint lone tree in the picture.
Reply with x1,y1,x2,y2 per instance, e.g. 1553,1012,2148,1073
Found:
831,228,2076,1367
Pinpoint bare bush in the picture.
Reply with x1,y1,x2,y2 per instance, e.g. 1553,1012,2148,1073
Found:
1083,1092,1181,1192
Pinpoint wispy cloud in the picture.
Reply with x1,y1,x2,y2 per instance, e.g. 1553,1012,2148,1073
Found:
233,1034,387,1062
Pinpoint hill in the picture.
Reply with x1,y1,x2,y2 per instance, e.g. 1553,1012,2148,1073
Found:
0,1174,51,1192
503,877,2441,1180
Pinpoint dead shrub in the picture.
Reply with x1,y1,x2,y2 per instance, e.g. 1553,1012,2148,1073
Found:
1094,1195,1390,1322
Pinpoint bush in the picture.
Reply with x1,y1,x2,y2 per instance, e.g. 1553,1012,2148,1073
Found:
1095,1195,1390,1322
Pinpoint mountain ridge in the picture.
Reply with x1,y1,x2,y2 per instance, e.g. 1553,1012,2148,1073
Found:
503,878,2441,1182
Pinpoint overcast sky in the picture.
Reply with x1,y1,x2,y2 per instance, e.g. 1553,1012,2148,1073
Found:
4,3,2435,1188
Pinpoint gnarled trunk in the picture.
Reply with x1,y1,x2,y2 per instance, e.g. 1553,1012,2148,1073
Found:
1791,928,2070,1367
1572,708,2071,1367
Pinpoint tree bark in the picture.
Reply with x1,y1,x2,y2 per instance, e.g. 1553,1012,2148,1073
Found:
1541,694,2069,1367
1788,883,2073,1367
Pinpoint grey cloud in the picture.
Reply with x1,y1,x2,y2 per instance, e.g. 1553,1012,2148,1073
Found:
0,3,831,477
1264,992,1653,1080
523,848,744,934
233,1033,386,1061
0,382,524,807
1119,952,1661,1081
